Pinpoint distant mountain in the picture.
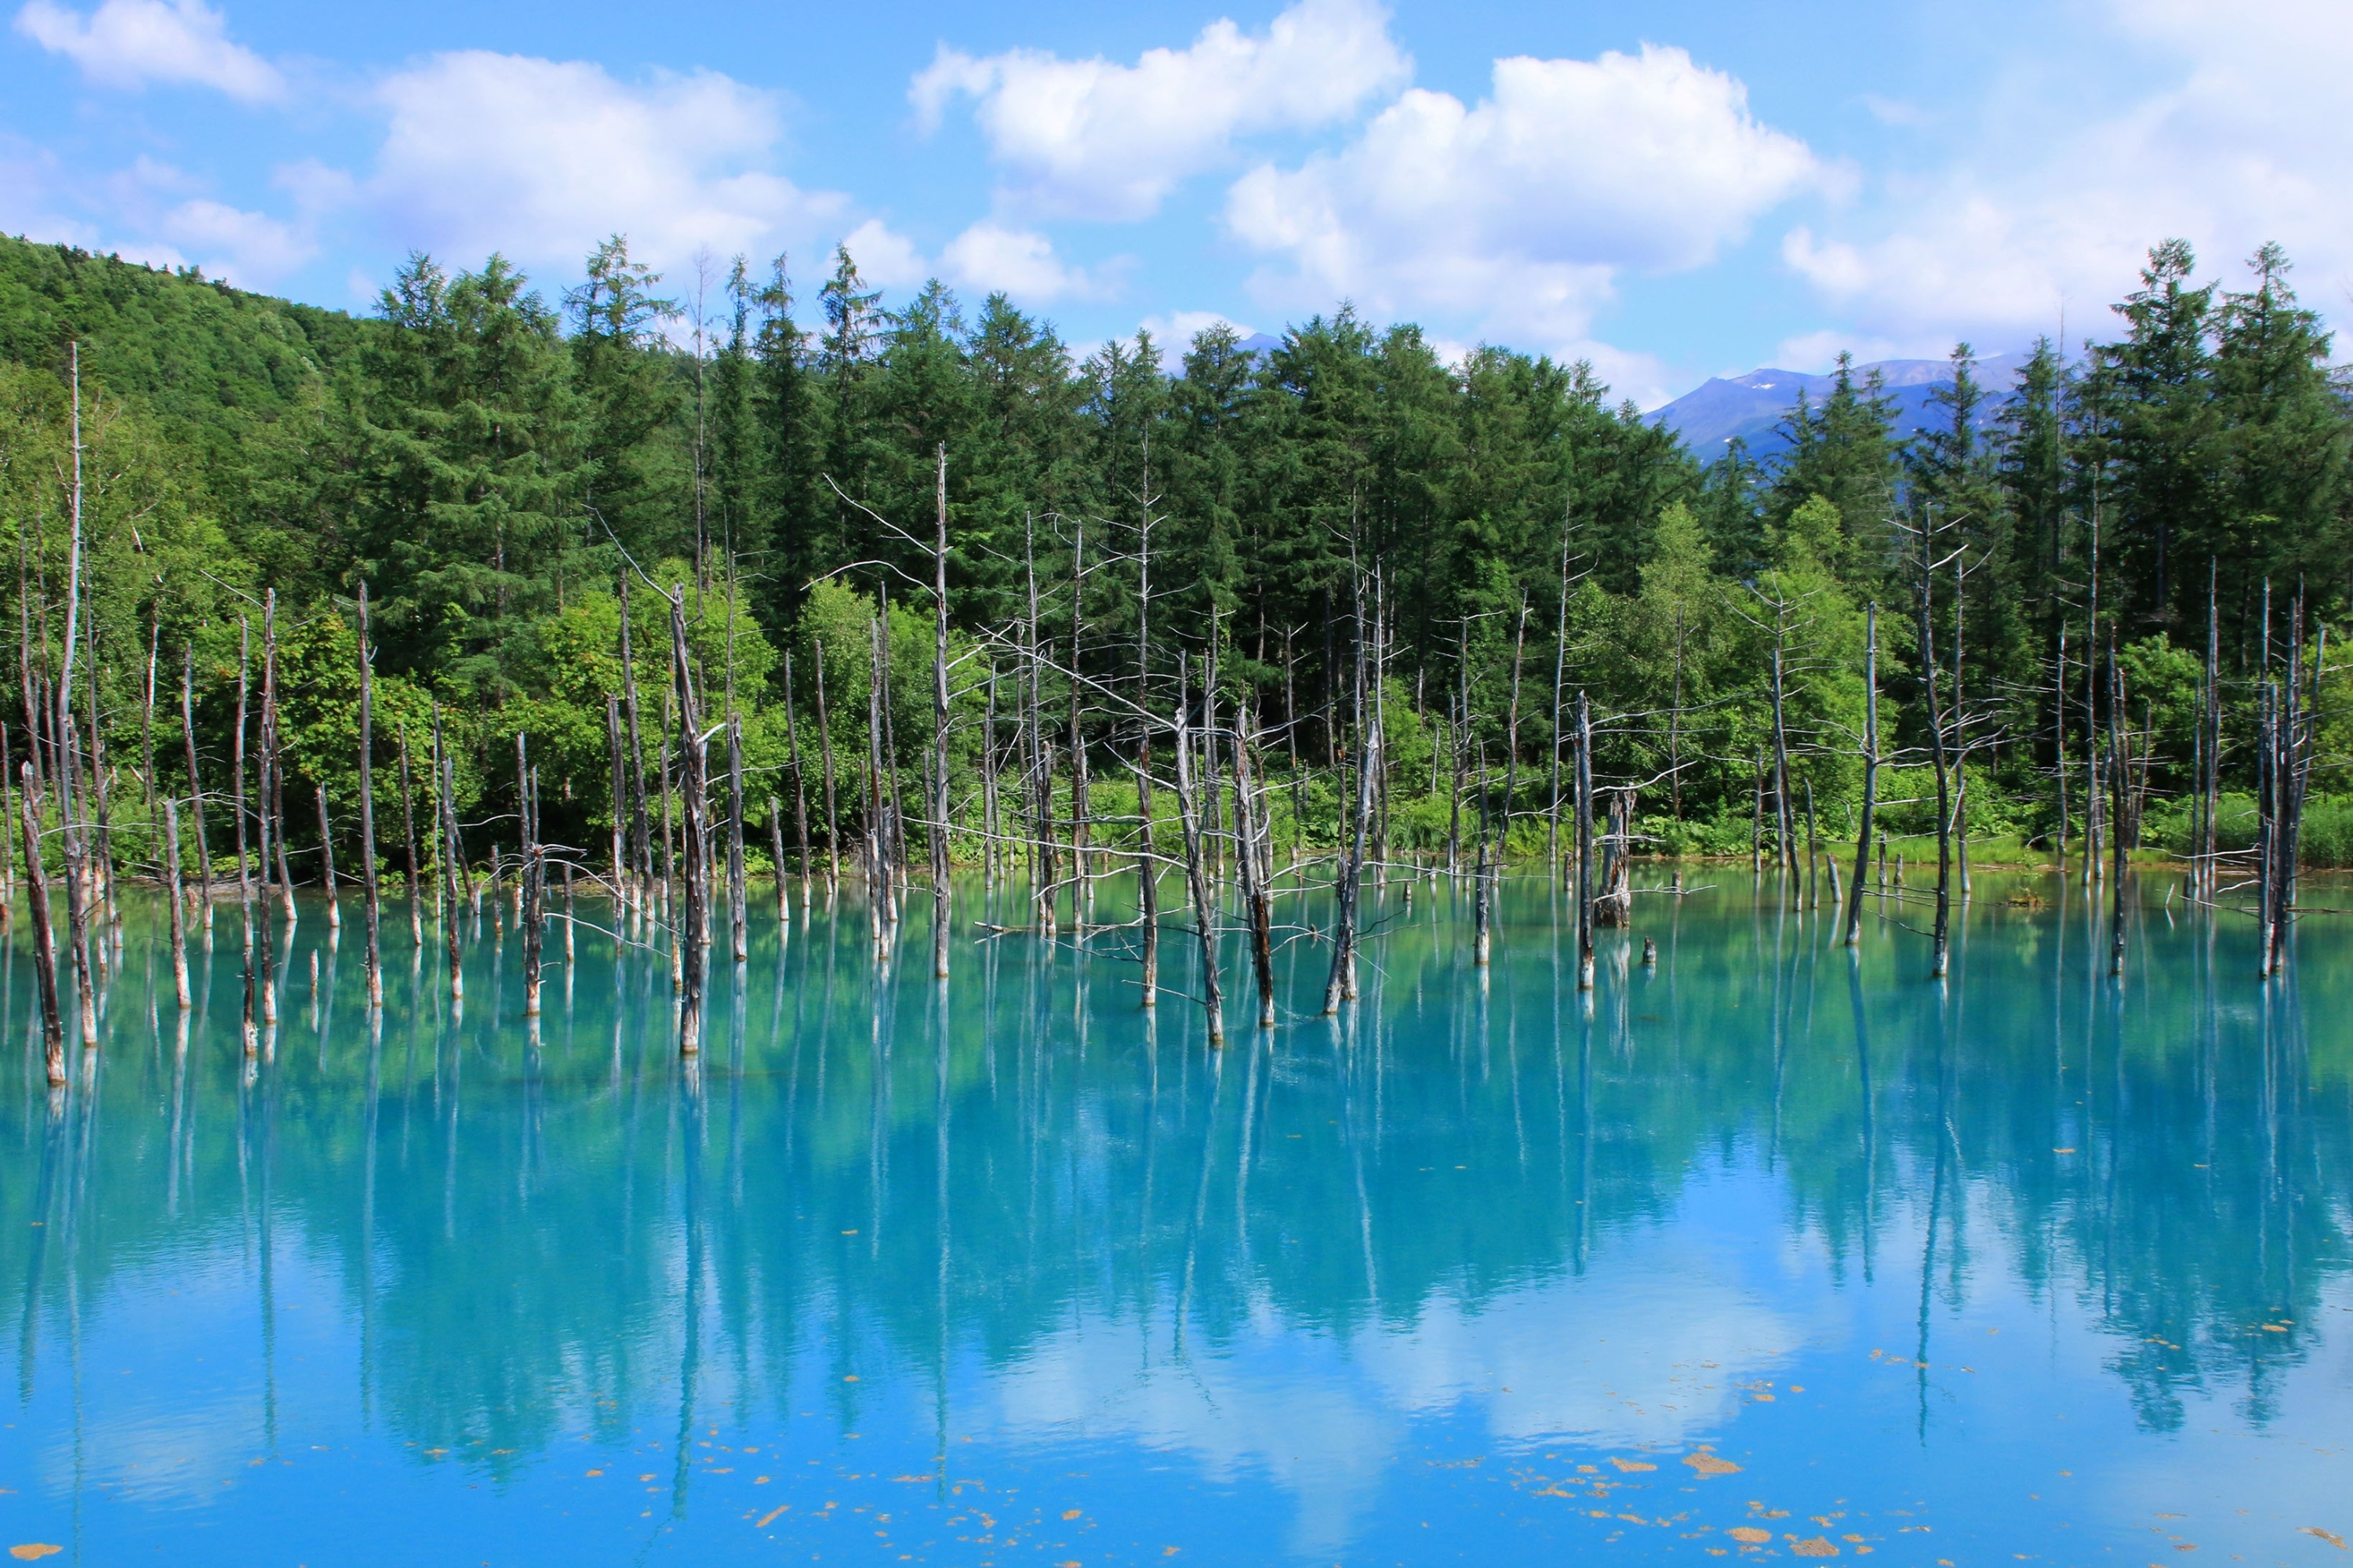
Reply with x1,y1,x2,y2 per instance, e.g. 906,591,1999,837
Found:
1653,354,2024,463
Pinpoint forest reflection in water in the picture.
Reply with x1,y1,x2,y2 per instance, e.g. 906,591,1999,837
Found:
2,871,2349,1565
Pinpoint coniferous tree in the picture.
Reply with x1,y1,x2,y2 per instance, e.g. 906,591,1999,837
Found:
566,235,682,558
2100,238,2220,636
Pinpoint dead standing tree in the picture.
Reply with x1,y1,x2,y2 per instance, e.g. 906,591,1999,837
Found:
356,583,383,1005
1842,603,1880,948
1171,656,1224,1045
670,586,711,1053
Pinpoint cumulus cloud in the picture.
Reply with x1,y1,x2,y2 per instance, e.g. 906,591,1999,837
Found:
156,198,307,281
1140,310,1258,349
368,51,847,278
911,0,1409,220
987,1247,1806,1559
1227,45,1819,351
0,133,114,256
839,217,927,289
938,220,1121,304
1779,0,2353,349
14,0,281,101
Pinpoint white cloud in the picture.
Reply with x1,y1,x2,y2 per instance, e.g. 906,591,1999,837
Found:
987,1247,1806,1560
939,220,1119,304
911,0,1409,220
840,217,926,289
0,133,116,256
1141,310,1258,348
368,51,847,279
158,198,310,285
1227,45,1819,353
1780,0,2353,347
14,0,281,102
1769,326,1920,375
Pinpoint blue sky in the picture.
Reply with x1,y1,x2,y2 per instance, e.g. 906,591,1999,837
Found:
3,0,2344,406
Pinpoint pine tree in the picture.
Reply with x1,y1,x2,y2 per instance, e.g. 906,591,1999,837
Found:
565,235,681,558
2100,238,2220,636
2212,242,2348,653
356,251,583,691
1769,351,1900,584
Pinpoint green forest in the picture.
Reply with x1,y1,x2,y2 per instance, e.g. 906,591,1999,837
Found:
0,227,2345,888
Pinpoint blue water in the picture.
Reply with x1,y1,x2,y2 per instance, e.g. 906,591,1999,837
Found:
2,872,2348,1566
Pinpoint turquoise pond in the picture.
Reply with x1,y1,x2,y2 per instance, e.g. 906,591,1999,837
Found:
2,871,2349,1565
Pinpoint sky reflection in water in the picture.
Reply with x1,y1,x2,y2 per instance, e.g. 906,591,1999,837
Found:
2,872,2348,1565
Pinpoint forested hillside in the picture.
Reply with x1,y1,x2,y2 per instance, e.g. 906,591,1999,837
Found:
0,228,2345,879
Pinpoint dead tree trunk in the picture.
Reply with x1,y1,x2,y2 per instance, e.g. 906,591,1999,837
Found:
726,716,748,962
2200,562,2220,901
932,442,954,981
263,590,295,926
433,704,463,1002
1235,707,1277,1028
20,766,63,1086
316,788,339,927
671,589,710,1053
2108,643,2127,978
233,617,252,919
814,638,841,889
620,583,652,908
164,797,191,1009
398,727,423,948
1172,659,1222,1046
1770,639,1796,877
1574,692,1595,990
1135,497,1160,1006
1595,788,1634,927
784,649,813,909
518,733,542,1017
358,583,382,1003
607,697,627,904
1842,604,1878,947
1068,515,1091,917
180,645,211,911
769,795,789,923
1326,574,1383,1007
1918,570,1953,980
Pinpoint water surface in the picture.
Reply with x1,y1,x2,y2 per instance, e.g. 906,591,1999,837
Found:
2,872,2348,1565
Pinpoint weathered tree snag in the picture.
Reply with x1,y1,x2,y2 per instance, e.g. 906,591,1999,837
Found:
671,588,710,1053
1595,788,1634,928
620,582,653,905
433,704,463,1002
1235,708,1276,1028
164,797,191,1009
357,584,382,1002
814,638,841,890
1843,604,1878,948
398,727,423,948
1575,692,1595,991
21,765,64,1086
769,795,789,923
727,717,749,962
932,442,953,981
1172,660,1222,1046
607,697,628,908
521,737,545,1017
784,650,813,909
316,788,339,929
